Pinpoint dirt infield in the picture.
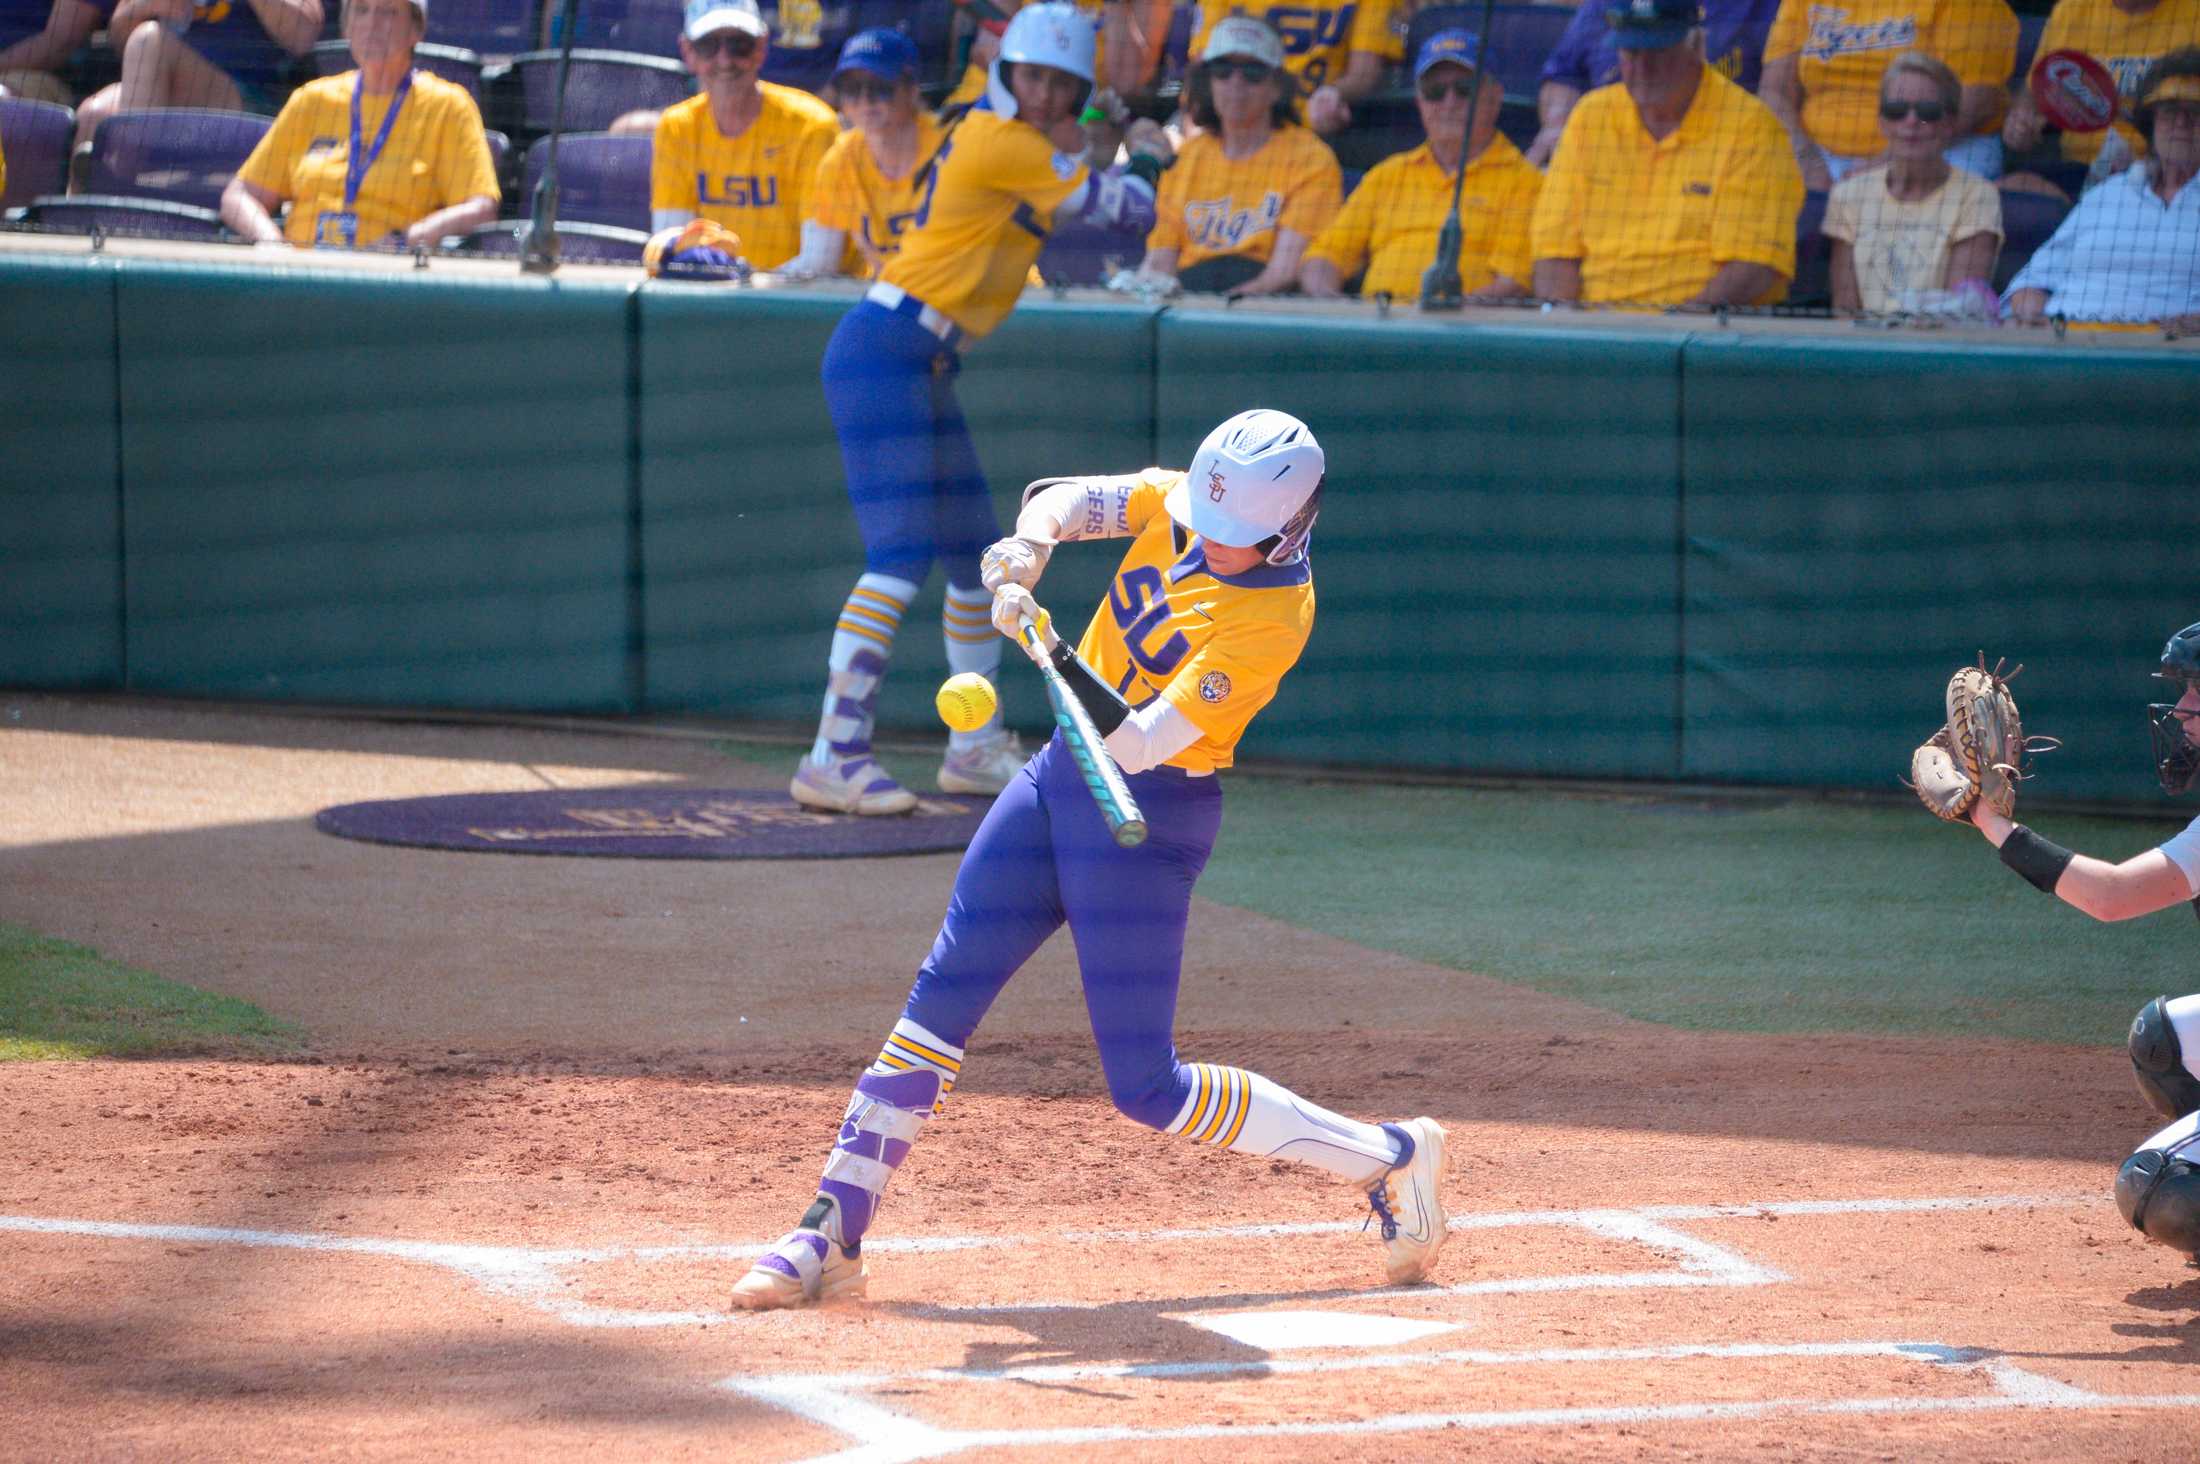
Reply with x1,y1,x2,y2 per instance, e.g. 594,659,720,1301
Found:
3,695,2196,1461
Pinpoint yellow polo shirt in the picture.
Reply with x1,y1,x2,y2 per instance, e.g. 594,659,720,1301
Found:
1531,68,1804,306
1764,0,2020,154
2034,0,2200,161
651,83,840,268
1305,134,1541,298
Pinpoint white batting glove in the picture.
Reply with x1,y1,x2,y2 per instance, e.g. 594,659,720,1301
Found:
991,585,1059,664
980,535,1053,593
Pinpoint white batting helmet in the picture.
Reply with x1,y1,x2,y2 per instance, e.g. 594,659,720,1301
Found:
986,2,1097,119
1166,409,1325,565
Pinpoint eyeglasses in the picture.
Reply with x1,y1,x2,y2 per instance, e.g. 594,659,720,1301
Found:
838,76,901,103
690,30,758,60
1418,75,1478,101
1878,98,1947,122
1205,59,1275,84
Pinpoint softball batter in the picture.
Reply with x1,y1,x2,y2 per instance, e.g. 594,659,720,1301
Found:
792,1,1156,817
733,408,1450,1309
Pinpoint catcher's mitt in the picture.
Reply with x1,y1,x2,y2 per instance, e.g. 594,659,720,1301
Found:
1908,655,2057,822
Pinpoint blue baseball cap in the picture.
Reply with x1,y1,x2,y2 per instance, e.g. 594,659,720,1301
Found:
834,26,919,84
1606,0,1702,50
1414,28,1481,80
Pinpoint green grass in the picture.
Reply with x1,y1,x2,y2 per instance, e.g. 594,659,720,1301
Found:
0,923,304,1061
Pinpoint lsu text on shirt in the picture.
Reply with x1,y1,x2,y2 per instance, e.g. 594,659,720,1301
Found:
1075,469,1314,776
881,107,1086,339
1147,123,1342,269
1764,0,2019,155
236,70,499,248
650,82,839,268
808,110,949,275
1190,0,1406,93
1305,133,1541,298
2035,0,2200,163
1530,68,1804,306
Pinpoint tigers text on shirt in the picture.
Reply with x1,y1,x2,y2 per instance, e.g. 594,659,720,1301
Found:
1147,124,1341,269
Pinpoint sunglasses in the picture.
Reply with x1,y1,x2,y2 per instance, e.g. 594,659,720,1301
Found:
1879,98,1947,122
837,76,902,103
1418,75,1478,101
1205,59,1275,84
690,30,758,59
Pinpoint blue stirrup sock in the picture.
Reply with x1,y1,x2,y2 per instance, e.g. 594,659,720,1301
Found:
811,1016,964,1250
809,573,917,767
942,581,1004,751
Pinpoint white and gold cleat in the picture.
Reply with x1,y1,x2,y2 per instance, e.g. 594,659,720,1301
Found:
937,731,1026,796
1367,1117,1448,1284
729,1228,868,1311
790,755,918,816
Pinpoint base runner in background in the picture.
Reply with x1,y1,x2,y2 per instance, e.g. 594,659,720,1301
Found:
733,409,1451,1311
1955,620,2200,1266
791,2,1156,816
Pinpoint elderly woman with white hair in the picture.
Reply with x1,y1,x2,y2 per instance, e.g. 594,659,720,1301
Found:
220,0,498,250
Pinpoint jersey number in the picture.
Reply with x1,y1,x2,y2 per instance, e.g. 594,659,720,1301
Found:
1108,566,1191,680
910,136,952,230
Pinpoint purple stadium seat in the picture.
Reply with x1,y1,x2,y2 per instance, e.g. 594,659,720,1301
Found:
313,39,488,97
460,217,649,261
1993,189,2071,293
1406,3,1572,101
82,109,272,209
522,132,651,230
16,195,229,240
1789,188,1829,306
0,97,75,211
427,0,541,57
563,0,685,58
2012,10,2046,88
757,1,915,96
509,47,694,132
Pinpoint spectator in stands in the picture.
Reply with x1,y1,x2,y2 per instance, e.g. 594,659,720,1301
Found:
2004,46,2200,327
1530,0,1782,164
1824,51,2003,312
1759,0,2018,186
219,0,497,248
1124,13,1341,296
946,0,1176,107
1185,0,1409,136
1531,0,1803,308
777,26,941,280
650,0,838,270
72,0,324,150
1301,26,1541,302
2003,0,2200,192
0,0,101,105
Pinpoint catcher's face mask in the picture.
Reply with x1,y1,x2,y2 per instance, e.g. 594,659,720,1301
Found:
2148,682,2200,795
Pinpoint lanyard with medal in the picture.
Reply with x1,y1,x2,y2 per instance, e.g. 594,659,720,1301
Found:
317,68,413,248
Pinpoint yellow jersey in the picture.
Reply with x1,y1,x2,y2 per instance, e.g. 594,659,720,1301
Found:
1305,134,1542,298
235,71,500,249
1189,0,1407,93
809,111,949,276
650,83,840,269
2035,0,2200,161
1530,68,1804,306
1075,470,1315,775
1764,0,2020,154
1147,123,1342,268
881,107,1087,339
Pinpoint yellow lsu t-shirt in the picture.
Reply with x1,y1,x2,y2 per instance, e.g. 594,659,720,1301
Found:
1305,134,1541,298
1531,69,1804,306
2036,0,2200,162
651,82,840,268
881,108,1086,339
1190,0,1407,94
1765,0,2020,155
235,71,500,248
809,111,949,275
1075,470,1314,775
1147,124,1341,268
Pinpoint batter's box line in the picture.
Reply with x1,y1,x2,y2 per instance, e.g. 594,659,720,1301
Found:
0,1191,2090,1328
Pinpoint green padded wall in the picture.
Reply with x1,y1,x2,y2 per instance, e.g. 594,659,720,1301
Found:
1681,334,2200,803
0,255,123,687
115,261,634,710
1156,309,1685,779
637,287,1159,735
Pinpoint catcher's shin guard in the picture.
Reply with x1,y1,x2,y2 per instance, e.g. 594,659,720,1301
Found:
2116,1146,2200,1257
2129,996,2200,1122
814,1017,963,1250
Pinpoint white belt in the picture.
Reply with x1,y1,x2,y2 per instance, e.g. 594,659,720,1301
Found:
866,282,963,346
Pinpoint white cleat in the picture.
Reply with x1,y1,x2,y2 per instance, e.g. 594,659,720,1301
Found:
937,731,1026,796
790,755,918,816
1367,1117,1448,1284
729,1229,868,1311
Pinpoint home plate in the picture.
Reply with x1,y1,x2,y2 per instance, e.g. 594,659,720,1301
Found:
1176,1310,1463,1350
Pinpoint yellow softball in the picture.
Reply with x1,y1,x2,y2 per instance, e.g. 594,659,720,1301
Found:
935,672,998,733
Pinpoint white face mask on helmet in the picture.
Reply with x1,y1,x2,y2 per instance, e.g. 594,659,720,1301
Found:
1165,408,1326,566
986,1,1097,119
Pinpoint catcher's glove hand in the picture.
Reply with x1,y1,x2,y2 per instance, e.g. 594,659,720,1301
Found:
1907,655,2058,821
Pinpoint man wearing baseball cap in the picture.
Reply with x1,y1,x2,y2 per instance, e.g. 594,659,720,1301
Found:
1301,28,1543,301
1530,0,1804,308
650,0,839,270
779,27,947,280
